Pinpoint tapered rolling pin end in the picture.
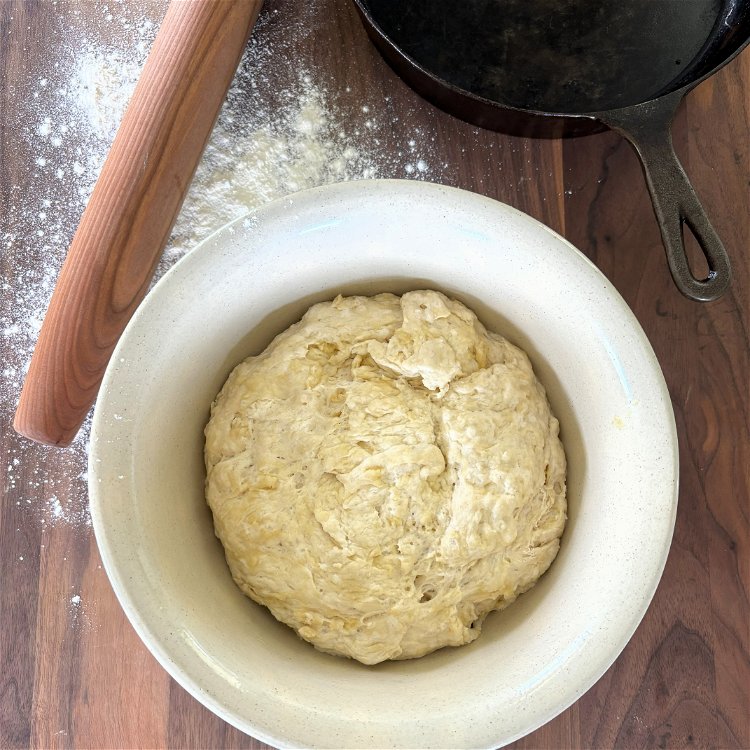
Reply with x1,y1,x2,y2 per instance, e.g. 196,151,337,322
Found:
13,403,78,448
13,360,87,447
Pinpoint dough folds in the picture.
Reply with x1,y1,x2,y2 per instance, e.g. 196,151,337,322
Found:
205,290,566,664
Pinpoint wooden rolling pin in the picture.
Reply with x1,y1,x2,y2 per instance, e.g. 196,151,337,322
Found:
14,0,264,447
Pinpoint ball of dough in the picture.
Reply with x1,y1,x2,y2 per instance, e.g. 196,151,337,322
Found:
205,290,566,665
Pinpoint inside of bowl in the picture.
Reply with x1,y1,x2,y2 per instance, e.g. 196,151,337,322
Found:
91,181,677,749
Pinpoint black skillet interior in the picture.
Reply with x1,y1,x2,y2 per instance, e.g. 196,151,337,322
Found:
361,0,750,116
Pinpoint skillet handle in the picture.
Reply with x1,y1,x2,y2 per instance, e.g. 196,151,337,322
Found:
599,92,731,302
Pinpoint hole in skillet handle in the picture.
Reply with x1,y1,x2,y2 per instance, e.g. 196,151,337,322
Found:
597,91,732,303
682,217,711,283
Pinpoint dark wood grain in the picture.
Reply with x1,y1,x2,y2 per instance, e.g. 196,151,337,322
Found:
1,0,748,748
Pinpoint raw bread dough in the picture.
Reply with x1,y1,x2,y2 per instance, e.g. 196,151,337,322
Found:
205,290,566,665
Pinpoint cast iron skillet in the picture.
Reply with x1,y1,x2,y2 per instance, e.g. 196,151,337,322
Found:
352,0,750,302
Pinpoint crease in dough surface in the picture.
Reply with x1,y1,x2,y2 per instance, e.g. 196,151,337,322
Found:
205,290,567,665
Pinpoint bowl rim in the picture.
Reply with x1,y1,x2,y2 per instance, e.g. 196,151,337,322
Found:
89,178,679,749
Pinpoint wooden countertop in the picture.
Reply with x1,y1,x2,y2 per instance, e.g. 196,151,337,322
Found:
1,1,748,748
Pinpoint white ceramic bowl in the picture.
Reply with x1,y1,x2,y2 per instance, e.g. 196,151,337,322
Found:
89,180,677,749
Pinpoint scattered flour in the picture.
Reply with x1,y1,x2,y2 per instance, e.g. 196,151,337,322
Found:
45,491,92,529
1,0,442,534
68,592,89,626
167,73,381,258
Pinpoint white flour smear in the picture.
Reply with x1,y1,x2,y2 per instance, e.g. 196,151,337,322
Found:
168,74,379,259
1,1,442,531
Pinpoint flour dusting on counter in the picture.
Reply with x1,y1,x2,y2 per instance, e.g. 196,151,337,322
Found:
167,74,380,259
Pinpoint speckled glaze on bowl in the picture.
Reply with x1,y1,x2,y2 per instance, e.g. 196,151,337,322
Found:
89,180,678,749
